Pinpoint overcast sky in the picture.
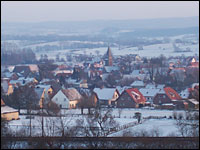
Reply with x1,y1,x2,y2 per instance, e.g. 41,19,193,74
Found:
1,1,199,23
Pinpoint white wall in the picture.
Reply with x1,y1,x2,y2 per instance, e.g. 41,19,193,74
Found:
51,90,69,108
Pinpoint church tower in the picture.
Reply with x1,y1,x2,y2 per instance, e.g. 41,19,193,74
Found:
104,46,113,66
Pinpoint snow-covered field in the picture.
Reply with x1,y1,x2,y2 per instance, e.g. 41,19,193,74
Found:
34,42,199,60
7,108,189,137
109,119,180,137
2,34,199,59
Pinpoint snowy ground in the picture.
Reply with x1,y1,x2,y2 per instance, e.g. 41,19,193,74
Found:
34,42,199,60
109,119,181,137
7,108,188,137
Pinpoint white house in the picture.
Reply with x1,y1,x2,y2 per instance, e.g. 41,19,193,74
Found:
51,90,69,109
51,88,82,109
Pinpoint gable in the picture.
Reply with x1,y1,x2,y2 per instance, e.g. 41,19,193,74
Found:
52,90,68,101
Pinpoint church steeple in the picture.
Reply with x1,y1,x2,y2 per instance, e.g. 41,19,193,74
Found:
104,46,113,66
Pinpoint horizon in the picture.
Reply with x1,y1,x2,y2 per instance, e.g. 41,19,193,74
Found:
1,16,199,24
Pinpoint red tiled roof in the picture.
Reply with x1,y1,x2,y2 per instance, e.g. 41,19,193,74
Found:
126,88,146,104
164,87,182,100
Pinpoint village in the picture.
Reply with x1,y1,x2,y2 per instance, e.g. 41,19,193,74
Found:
1,46,199,112
1,46,199,140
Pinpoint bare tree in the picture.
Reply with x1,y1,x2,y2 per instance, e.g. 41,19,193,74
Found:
175,111,199,137
73,108,119,148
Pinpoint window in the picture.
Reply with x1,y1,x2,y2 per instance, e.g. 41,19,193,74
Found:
56,98,58,101
64,98,66,101
163,95,165,98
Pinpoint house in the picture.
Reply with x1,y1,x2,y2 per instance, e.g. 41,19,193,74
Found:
2,72,18,80
1,99,19,120
13,65,39,78
36,84,53,95
53,70,73,78
62,88,82,109
131,80,145,89
139,88,161,105
51,90,69,109
93,88,120,107
153,88,172,105
116,88,146,108
171,100,189,110
10,77,38,87
164,87,182,100
51,88,82,109
153,87,182,105
185,99,199,110
13,65,31,78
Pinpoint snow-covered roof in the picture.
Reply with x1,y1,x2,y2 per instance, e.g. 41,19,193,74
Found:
1,106,18,114
157,88,166,94
116,86,131,94
145,84,156,89
36,85,51,91
66,78,77,84
3,72,14,78
156,84,165,89
131,70,140,75
192,83,199,89
40,78,51,83
162,103,175,106
131,80,145,87
179,88,189,99
7,66,15,72
29,65,39,72
53,70,73,76
139,88,160,97
1,80,9,93
104,66,119,73
10,80,23,85
10,77,37,86
93,88,117,100
101,73,109,81
35,88,45,99
187,99,199,105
